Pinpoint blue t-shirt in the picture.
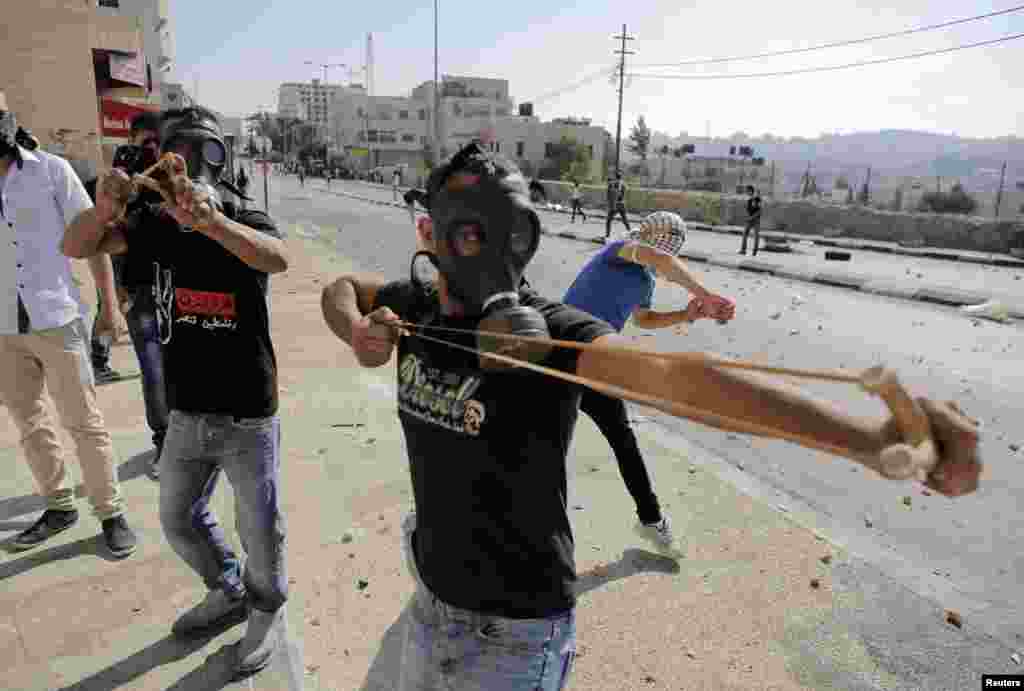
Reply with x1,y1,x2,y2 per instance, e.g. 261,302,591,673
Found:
563,240,654,332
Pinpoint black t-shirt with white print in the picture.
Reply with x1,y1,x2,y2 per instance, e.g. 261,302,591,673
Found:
373,280,615,619
121,202,284,418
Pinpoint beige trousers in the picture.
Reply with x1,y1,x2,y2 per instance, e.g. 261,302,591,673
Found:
0,318,123,520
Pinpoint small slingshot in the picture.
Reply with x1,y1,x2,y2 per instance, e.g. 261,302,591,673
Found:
99,152,217,226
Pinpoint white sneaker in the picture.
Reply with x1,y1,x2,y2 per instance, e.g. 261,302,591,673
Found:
172,589,248,638
634,516,684,559
235,607,283,676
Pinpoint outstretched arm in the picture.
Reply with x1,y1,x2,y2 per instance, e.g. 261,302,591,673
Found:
321,273,396,368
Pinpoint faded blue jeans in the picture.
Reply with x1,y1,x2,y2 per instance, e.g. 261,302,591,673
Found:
158,410,288,612
398,514,577,691
124,287,168,450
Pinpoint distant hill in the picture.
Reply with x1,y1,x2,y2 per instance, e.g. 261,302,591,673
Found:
636,129,1024,193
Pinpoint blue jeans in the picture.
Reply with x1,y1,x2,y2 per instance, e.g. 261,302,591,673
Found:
125,287,168,450
158,411,288,612
398,514,577,691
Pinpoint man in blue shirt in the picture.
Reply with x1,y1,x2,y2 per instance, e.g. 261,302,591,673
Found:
563,211,735,556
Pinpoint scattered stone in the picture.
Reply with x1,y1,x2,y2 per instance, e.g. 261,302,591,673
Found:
587,464,600,473
688,466,697,474
310,617,321,627
340,532,353,544
817,325,823,331
922,489,932,496
810,578,821,589
366,437,377,444
572,505,584,511
726,433,740,440
685,651,697,659
736,462,745,470
306,665,320,675
1012,653,1022,665
933,570,942,576
288,578,297,585
132,606,143,613
357,579,369,590
945,610,963,629
776,504,789,513
1011,444,1020,453
902,496,912,507
643,675,657,684
769,311,783,320
864,515,874,528
789,329,800,336
820,554,832,565
330,422,365,429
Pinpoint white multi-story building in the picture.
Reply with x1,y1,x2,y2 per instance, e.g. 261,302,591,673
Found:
277,79,345,131
96,0,176,105
490,115,608,181
330,90,432,169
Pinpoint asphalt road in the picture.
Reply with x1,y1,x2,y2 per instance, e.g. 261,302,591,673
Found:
264,174,1024,650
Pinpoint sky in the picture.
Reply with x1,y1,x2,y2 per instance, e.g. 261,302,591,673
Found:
170,0,1024,140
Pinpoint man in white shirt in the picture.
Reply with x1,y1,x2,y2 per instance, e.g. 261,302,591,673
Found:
0,95,137,557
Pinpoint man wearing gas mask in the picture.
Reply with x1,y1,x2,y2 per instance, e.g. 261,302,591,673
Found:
0,93,137,557
84,112,170,475
322,141,981,690
63,106,290,678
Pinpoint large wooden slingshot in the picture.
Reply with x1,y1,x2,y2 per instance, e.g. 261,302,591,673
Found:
388,319,942,486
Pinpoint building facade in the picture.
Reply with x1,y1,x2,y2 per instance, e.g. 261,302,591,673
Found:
96,0,176,106
277,79,346,131
2,0,153,177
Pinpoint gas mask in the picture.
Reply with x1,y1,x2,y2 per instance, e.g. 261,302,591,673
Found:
160,109,228,214
414,143,551,369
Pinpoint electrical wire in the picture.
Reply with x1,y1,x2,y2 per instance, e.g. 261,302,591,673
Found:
634,4,1024,68
526,66,618,105
628,32,1024,80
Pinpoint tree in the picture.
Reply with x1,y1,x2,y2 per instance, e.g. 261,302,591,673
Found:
627,116,651,162
918,183,978,214
834,175,850,190
537,136,591,181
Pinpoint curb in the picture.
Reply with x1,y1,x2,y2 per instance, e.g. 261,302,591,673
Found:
324,187,1024,319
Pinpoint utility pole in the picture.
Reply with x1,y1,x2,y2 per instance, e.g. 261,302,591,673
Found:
612,24,635,179
433,0,441,166
995,160,1007,219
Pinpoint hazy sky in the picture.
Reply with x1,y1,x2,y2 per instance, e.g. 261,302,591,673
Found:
171,0,1024,139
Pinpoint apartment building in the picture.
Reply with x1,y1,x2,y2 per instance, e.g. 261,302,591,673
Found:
277,79,346,132
330,90,432,169
96,0,176,106
490,115,608,181
2,0,153,176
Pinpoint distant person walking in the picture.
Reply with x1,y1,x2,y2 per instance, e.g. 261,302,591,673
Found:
236,167,249,210
326,168,333,190
298,168,305,188
392,169,402,201
570,180,587,223
739,185,762,256
605,172,630,240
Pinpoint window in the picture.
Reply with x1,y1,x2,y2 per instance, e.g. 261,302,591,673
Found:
99,0,120,7
402,133,416,143
418,109,427,120
496,108,509,117
421,136,428,145
495,141,500,153
378,110,392,120
357,107,364,117
399,110,409,120
544,143,555,158
379,130,397,143
516,141,525,158
367,130,379,142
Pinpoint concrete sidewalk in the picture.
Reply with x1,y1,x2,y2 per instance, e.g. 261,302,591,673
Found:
1,231,1015,690
302,179,1024,320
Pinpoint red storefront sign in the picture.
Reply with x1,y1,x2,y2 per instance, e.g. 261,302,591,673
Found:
101,99,158,138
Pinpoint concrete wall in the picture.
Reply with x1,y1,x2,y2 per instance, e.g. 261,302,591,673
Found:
3,0,143,172
536,180,1024,253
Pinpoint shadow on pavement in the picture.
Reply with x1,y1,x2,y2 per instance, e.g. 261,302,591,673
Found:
0,449,156,523
55,632,230,691
575,548,681,598
0,535,122,580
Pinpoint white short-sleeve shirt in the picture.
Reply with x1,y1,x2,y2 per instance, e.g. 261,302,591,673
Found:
0,146,94,335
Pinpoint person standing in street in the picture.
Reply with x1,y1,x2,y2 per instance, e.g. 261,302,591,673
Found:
297,167,305,188
0,93,138,557
605,172,630,240
569,180,586,224
236,166,249,210
392,168,402,201
320,141,982,690
564,211,734,555
64,106,291,677
739,185,762,256
84,112,171,478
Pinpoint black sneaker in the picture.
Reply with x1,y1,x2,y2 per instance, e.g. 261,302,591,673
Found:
101,515,137,558
94,366,124,385
10,509,79,550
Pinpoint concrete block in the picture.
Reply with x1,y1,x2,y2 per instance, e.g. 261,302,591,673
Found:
773,265,819,282
914,287,989,307
737,260,781,274
811,270,868,289
861,280,921,300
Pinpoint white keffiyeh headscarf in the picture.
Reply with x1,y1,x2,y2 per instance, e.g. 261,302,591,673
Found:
627,211,687,257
